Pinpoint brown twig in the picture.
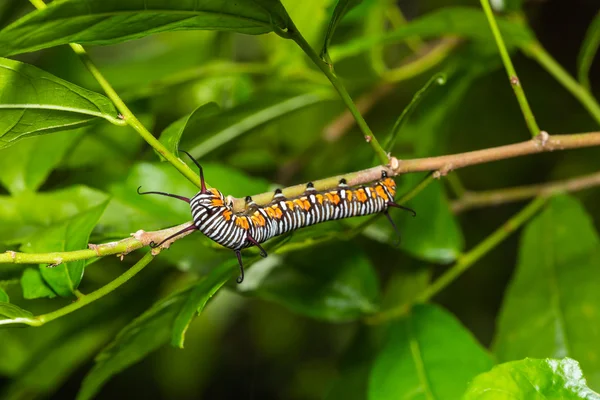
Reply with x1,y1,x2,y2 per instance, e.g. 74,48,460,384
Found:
452,170,600,213
231,131,600,212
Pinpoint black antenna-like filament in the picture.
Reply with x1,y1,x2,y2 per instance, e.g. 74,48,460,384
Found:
179,150,207,193
137,186,190,203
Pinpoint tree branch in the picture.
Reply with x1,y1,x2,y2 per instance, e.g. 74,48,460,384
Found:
231,131,600,212
0,222,195,265
452,170,600,213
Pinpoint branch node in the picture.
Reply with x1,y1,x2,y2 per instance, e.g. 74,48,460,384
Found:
6,251,16,261
48,257,64,268
510,76,520,86
365,135,372,143
389,156,400,171
534,130,550,149
88,243,101,256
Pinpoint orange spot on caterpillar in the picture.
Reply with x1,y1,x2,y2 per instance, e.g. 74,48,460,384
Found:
316,194,324,204
332,193,341,205
286,201,295,210
302,199,311,210
375,185,388,201
346,191,352,201
222,210,232,221
383,178,397,196
251,211,266,226
211,198,224,207
356,189,368,202
325,192,335,203
235,217,250,230
294,199,304,209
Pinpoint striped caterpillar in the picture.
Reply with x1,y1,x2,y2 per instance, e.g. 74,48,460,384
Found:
138,152,415,283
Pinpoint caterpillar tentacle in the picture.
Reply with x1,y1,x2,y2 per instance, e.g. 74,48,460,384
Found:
140,153,415,283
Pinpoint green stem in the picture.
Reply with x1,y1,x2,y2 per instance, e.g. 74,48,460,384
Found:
480,0,540,137
368,196,548,324
28,0,201,189
289,27,389,164
524,42,600,127
36,252,154,326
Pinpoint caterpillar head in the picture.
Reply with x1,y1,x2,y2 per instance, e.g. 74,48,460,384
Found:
191,188,233,210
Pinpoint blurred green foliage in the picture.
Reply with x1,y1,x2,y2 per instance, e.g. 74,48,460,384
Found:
0,0,600,399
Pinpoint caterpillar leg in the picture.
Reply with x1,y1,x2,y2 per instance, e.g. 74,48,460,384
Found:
137,186,190,203
387,201,417,217
246,234,268,258
149,224,198,248
235,250,245,284
383,210,402,247
384,202,416,246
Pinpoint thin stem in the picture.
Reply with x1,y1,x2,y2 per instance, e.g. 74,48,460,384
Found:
523,42,600,126
2,252,155,327
232,131,600,212
289,26,389,164
367,196,548,324
446,172,467,199
0,222,194,265
29,1,202,189
452,170,600,213
480,0,540,137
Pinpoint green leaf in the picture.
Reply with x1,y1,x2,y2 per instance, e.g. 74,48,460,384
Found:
171,263,236,348
159,102,220,158
0,0,292,57
320,0,362,63
0,301,33,320
0,287,8,303
464,358,600,400
364,180,464,263
0,185,109,245
0,58,119,149
185,90,334,158
77,279,221,400
494,195,600,389
577,11,600,91
0,128,84,194
247,244,380,321
21,201,108,297
369,304,494,400
21,268,56,299
329,7,534,61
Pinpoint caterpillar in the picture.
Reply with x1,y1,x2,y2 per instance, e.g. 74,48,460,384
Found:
138,151,415,283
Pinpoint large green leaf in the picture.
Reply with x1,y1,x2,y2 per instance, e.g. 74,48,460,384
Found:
0,58,119,149
0,0,292,57
171,263,237,348
369,304,494,400
577,11,600,90
0,129,84,194
494,195,600,389
329,7,534,61
20,201,108,297
320,0,362,63
0,185,109,245
464,358,600,400
245,244,380,321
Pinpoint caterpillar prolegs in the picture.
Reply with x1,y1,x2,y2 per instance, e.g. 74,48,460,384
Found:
138,152,416,283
